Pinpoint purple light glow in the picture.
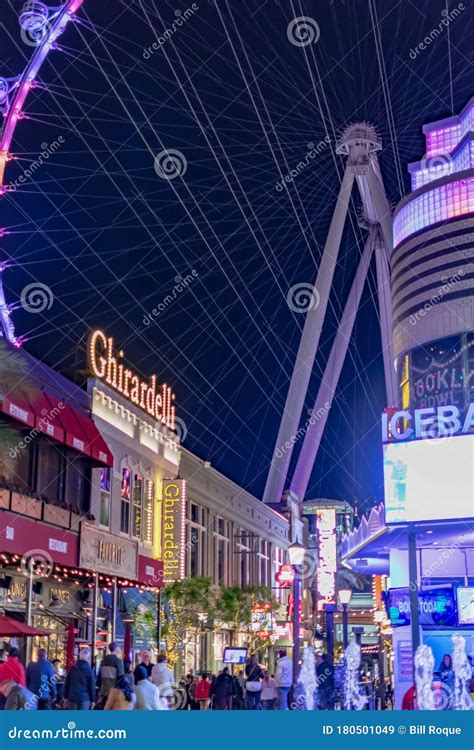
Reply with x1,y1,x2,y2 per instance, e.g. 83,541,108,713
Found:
425,101,474,157
394,177,474,247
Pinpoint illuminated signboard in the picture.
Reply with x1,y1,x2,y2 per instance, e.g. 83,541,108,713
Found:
388,587,455,628
381,403,474,443
275,563,294,588
161,479,186,582
316,509,337,611
383,435,474,524
251,605,273,634
89,330,176,430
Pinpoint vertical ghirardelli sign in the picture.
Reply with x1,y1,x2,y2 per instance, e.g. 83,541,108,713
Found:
162,479,186,582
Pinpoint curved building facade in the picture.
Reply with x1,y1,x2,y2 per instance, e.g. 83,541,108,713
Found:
391,97,474,411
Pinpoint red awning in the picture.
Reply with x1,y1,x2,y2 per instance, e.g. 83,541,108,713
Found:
43,393,90,457
0,394,35,428
1,388,112,468
72,409,113,468
32,391,65,443
0,615,50,637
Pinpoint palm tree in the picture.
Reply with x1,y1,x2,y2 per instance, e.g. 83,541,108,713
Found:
0,340,35,475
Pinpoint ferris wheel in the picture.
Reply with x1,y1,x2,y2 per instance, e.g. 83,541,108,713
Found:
0,0,84,345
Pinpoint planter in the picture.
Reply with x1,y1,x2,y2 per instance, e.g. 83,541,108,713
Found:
43,504,71,528
11,492,41,519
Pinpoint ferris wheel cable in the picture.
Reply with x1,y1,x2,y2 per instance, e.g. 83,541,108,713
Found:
74,13,299,388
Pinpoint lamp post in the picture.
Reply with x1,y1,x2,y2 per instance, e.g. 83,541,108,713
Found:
374,610,386,709
288,541,305,691
338,589,352,650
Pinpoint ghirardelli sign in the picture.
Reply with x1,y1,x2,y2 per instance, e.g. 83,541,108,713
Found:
161,479,186,582
79,523,137,578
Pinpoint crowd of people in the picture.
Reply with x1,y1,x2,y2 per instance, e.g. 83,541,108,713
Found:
0,643,467,711
0,645,302,711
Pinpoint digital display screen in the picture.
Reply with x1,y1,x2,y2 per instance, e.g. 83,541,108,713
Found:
222,647,247,664
383,435,474,524
389,587,455,628
457,587,474,625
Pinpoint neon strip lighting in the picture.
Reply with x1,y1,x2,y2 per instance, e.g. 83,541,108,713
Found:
0,0,84,188
425,102,474,158
394,177,474,247
411,139,474,190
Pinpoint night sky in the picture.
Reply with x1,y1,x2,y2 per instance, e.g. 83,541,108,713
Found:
1,0,472,511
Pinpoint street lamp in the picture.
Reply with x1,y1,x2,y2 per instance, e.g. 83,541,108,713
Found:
338,588,352,650
288,542,304,691
374,611,386,709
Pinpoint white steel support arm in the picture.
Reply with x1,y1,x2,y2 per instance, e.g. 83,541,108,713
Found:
289,228,376,501
374,233,398,405
362,158,393,254
262,166,355,505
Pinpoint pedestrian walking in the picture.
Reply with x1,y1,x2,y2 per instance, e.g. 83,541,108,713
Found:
97,642,124,699
151,654,175,707
316,653,335,710
134,666,165,710
104,675,136,710
232,674,244,709
26,648,56,708
275,649,292,710
245,655,263,710
0,648,26,687
261,671,278,710
133,649,155,684
195,672,211,710
64,648,95,710
0,679,37,709
214,667,234,710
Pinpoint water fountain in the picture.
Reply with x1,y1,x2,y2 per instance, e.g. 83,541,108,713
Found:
344,642,367,710
414,644,435,710
300,645,317,710
452,634,472,710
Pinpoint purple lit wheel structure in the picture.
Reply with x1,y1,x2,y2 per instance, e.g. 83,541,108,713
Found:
0,0,84,344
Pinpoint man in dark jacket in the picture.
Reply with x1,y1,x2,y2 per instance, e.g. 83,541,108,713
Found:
26,649,56,707
64,648,95,710
214,667,235,710
97,641,124,698
133,649,154,685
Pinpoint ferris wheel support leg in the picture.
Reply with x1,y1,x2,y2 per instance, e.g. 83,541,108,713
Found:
289,228,376,501
262,167,355,505
374,232,398,406
363,162,393,256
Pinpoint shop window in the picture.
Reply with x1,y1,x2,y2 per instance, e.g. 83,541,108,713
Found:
120,468,131,534
65,455,90,514
132,473,143,540
36,440,62,501
99,468,111,528
144,480,154,545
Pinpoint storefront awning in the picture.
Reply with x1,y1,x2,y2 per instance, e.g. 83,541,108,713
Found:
0,394,35,428
33,390,65,442
43,393,113,467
